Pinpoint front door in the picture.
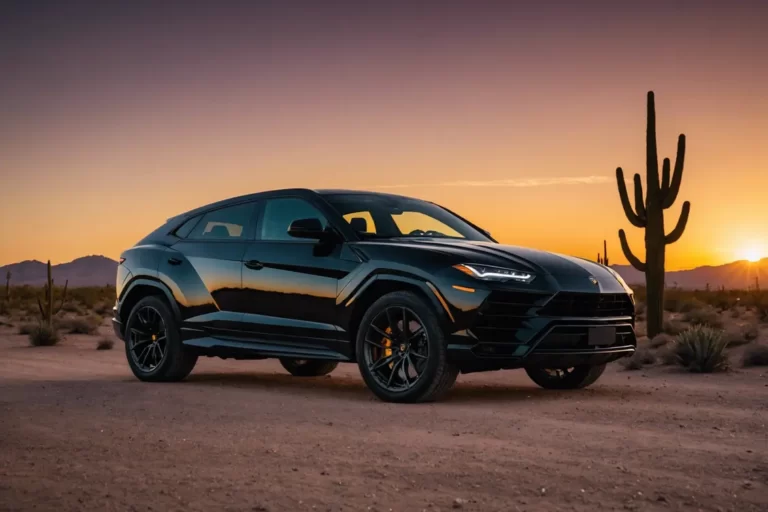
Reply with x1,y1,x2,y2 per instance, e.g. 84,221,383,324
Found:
163,201,257,336
239,197,360,355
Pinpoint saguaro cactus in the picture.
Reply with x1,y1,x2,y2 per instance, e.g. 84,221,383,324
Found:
37,260,68,328
4,271,9,299
597,240,609,266
616,91,691,337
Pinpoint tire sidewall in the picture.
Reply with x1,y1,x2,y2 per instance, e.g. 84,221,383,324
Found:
356,291,447,402
124,296,182,381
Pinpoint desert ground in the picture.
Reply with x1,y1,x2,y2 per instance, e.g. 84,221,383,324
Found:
1,315,767,512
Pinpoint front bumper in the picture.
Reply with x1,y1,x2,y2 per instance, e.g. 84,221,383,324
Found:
112,316,124,341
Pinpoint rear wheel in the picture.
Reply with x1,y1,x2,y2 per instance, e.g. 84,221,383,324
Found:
124,296,197,382
279,358,338,377
525,364,606,390
356,291,458,403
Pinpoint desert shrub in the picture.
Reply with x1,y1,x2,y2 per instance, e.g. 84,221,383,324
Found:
62,301,83,314
649,333,673,348
96,338,114,350
742,344,768,367
634,322,647,338
670,325,729,373
619,347,655,370
57,315,101,335
663,320,687,335
18,323,36,335
682,307,724,329
730,307,741,319
28,324,60,346
93,302,113,317
678,297,707,314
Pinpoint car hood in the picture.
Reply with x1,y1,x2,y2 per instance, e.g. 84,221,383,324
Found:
359,238,631,293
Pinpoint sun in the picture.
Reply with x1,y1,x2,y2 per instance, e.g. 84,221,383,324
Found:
740,246,763,263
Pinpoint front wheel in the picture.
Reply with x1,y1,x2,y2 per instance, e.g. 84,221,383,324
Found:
525,364,606,390
279,358,338,377
356,291,458,403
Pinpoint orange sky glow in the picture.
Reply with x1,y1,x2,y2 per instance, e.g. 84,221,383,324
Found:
1,2,766,270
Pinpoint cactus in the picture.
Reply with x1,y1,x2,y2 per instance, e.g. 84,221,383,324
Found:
4,271,9,300
616,91,691,337
37,260,68,328
596,240,609,266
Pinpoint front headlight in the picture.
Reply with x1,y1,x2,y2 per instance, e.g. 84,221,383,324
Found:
453,263,535,283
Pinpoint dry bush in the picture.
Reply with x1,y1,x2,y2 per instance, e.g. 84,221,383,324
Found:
730,307,741,319
619,347,656,370
649,333,673,348
28,324,59,346
634,322,647,338
57,315,101,335
93,302,113,317
663,319,687,335
96,338,114,350
18,323,36,335
670,325,729,373
742,344,768,367
682,307,724,329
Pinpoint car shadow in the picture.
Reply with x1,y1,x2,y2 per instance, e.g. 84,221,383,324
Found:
182,371,626,404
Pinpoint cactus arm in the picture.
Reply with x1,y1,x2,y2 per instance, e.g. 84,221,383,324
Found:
37,297,45,319
664,201,691,245
660,157,671,196
54,280,69,315
616,168,646,228
618,229,647,272
632,173,647,221
662,135,686,209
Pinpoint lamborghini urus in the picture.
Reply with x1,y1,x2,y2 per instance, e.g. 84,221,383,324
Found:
113,189,636,402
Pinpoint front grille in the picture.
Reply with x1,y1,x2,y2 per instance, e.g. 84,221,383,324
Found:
534,325,636,351
540,292,633,318
470,290,552,343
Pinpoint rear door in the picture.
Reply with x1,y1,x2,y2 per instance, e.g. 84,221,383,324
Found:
238,196,360,353
160,201,257,336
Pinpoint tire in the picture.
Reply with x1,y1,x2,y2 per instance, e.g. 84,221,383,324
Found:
279,358,338,377
524,364,606,390
356,291,458,403
124,295,197,382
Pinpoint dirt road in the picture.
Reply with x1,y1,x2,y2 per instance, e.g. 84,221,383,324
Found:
1,327,766,512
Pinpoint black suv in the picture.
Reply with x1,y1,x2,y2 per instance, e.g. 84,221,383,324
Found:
113,189,636,402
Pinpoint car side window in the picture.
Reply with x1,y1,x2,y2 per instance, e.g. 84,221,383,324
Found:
187,203,255,240
174,215,202,238
260,198,328,241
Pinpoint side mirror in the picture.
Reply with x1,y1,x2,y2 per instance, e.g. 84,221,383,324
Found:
288,218,335,241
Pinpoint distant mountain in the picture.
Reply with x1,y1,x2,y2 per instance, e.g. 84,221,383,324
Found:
1,255,118,287
612,258,768,290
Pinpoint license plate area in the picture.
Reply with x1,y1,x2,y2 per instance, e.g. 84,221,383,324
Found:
588,326,616,346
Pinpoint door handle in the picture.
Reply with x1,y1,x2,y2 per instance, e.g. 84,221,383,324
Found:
244,260,263,270
168,257,182,265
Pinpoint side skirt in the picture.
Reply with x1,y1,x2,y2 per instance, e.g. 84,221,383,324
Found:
182,335,353,362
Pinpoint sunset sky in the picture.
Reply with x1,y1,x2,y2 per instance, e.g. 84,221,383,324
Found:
1,1,767,269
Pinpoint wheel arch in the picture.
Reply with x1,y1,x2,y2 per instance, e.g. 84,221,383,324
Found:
117,278,180,330
343,274,453,360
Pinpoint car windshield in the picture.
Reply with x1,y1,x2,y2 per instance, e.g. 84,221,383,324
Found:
321,193,492,241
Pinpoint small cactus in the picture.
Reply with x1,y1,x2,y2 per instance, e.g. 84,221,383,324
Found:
37,260,68,329
4,271,10,300
596,240,609,266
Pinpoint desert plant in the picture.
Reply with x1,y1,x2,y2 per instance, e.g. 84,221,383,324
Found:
670,325,729,373
616,91,691,337
96,338,114,350
649,333,673,348
57,315,101,335
93,302,113,317
37,260,68,330
18,323,36,335
742,344,768,367
4,271,10,299
682,307,724,329
663,319,687,335
619,347,655,370
28,323,59,346
597,240,609,266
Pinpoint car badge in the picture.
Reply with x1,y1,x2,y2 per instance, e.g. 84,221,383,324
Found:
589,276,598,286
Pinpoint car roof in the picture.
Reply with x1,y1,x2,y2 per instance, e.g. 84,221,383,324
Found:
171,188,421,222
